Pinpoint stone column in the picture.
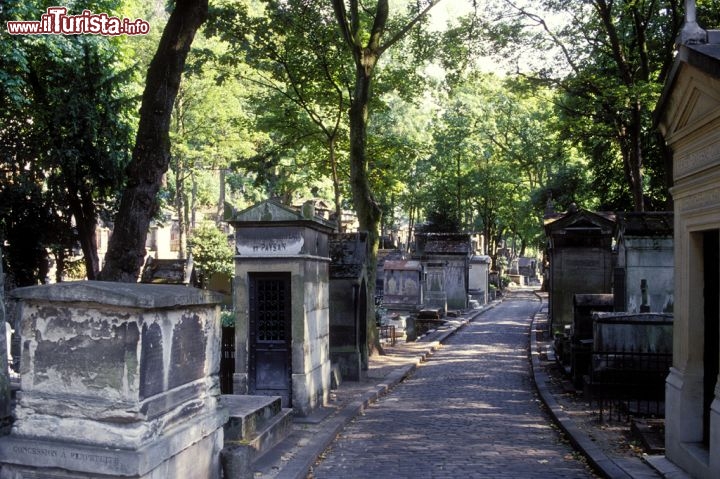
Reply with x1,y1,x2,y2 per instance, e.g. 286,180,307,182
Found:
0,281,228,479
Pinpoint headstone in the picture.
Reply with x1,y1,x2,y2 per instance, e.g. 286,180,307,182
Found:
140,255,196,285
382,260,423,311
518,257,538,283
0,281,227,479
423,262,447,313
227,199,334,417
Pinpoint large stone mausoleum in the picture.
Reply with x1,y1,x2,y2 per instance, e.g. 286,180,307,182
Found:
227,199,334,417
657,4,720,476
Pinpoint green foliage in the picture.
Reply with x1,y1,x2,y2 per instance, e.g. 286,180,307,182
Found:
188,223,234,288
415,71,588,256
220,309,236,327
206,0,354,214
0,1,134,283
480,0,720,211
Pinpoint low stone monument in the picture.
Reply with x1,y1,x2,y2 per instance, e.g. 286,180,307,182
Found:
414,233,472,311
382,259,423,312
0,281,227,479
468,255,491,305
614,212,674,313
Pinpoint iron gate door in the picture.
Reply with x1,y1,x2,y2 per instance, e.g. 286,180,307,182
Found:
249,273,292,406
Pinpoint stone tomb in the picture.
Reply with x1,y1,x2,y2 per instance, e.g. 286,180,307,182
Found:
0,281,227,479
468,255,491,305
544,208,616,333
414,233,472,311
382,259,424,313
227,199,333,417
329,232,369,381
614,212,674,314
657,20,720,478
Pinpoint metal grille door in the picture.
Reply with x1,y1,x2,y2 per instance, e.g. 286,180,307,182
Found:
249,273,292,406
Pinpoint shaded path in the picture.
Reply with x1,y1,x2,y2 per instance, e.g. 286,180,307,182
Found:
309,292,597,478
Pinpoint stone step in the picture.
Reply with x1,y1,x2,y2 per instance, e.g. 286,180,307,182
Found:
220,395,295,476
221,394,284,443
246,406,294,462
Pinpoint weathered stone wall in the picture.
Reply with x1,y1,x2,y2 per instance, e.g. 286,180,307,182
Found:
383,265,422,308
468,256,490,305
550,246,613,331
295,259,331,413
620,236,674,313
444,257,468,310
0,281,226,479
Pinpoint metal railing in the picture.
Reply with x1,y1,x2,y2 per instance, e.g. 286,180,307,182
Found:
585,348,671,421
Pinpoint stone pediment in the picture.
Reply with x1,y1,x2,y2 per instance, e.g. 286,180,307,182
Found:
544,209,616,235
226,199,336,231
657,44,720,181
228,199,305,223
661,73,720,142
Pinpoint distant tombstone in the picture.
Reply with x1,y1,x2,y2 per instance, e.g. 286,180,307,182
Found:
140,255,196,285
468,255,491,305
382,260,423,311
423,262,447,313
0,281,227,478
227,199,334,417
518,257,538,283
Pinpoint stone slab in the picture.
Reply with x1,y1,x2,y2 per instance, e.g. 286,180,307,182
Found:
10,281,223,309
0,408,227,477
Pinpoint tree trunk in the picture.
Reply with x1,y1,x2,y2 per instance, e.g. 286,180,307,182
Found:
629,103,644,211
99,0,208,282
217,168,226,225
332,0,443,355
68,194,100,280
175,159,187,259
349,61,383,354
329,137,343,232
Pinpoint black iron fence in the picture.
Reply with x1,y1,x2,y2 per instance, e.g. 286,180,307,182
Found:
585,348,672,420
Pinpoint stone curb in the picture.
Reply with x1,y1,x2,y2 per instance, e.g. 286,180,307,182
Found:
274,300,501,479
529,300,653,479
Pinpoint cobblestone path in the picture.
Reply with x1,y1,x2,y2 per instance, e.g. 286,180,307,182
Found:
309,291,598,478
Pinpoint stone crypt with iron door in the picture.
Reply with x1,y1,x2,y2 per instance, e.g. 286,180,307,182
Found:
227,199,334,417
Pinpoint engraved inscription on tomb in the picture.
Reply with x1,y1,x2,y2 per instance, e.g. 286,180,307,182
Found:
236,231,304,256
